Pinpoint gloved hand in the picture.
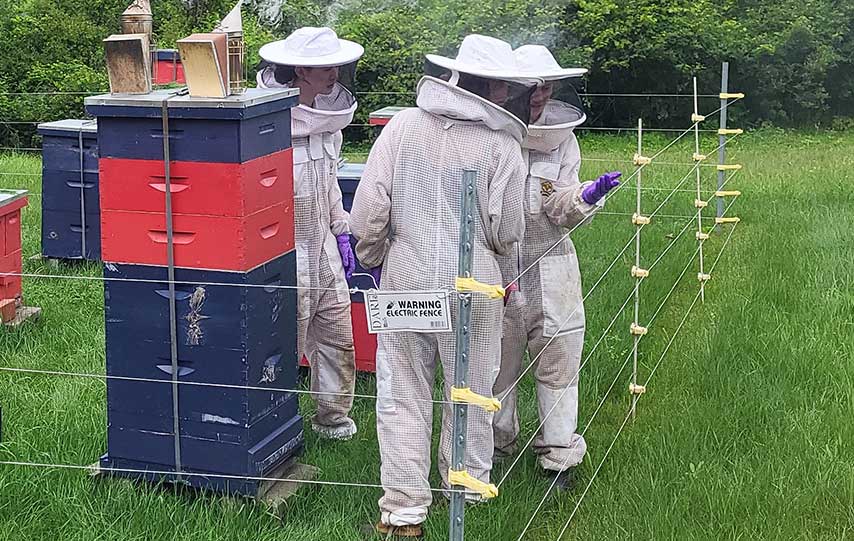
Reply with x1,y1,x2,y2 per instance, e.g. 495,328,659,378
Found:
369,266,383,288
582,171,622,205
336,234,356,280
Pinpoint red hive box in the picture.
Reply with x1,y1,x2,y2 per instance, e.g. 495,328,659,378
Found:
368,106,411,127
99,148,295,270
153,49,186,85
101,202,293,271
87,89,299,272
0,191,28,302
99,149,293,217
350,302,377,372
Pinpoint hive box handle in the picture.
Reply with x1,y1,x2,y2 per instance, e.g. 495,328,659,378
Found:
259,223,280,239
259,169,278,187
156,365,195,377
148,231,196,244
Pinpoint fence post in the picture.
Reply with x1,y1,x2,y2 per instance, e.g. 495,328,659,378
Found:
629,119,648,419
692,77,708,303
717,62,730,234
449,169,477,541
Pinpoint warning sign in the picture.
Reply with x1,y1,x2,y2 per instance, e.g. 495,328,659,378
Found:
364,291,452,334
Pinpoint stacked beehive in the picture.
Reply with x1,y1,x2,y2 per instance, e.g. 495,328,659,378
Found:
153,49,186,85
37,120,100,261
85,88,303,495
0,190,28,322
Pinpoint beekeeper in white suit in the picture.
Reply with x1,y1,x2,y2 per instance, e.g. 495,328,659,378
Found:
256,27,362,440
492,45,621,489
350,35,538,537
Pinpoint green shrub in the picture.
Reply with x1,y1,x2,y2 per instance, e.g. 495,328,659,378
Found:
0,0,852,147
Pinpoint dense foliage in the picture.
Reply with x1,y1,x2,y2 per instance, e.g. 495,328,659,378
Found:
1,0,852,145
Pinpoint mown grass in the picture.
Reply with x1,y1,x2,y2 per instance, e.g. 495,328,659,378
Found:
0,128,852,540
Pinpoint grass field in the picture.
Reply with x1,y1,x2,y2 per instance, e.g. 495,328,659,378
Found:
1,128,852,540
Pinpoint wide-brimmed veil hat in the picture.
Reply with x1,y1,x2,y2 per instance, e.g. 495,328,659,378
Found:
513,44,587,81
259,26,364,67
426,34,541,85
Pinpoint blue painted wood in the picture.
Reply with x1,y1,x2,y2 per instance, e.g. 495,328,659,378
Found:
104,251,299,434
104,251,297,351
154,49,179,61
39,122,99,173
41,169,99,213
105,337,298,426
85,90,299,122
107,392,299,443
341,191,354,212
96,112,293,164
101,413,304,488
41,210,100,260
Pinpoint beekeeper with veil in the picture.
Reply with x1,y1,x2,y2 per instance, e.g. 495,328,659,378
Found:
350,34,540,537
256,27,363,441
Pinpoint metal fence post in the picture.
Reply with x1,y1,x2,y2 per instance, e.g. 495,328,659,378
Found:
449,169,477,541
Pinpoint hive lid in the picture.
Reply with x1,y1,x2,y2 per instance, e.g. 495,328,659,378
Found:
37,119,98,136
84,87,299,120
0,189,29,209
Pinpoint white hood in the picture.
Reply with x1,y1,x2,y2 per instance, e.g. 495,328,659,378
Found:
415,76,528,143
291,82,357,138
257,69,356,138
524,100,586,152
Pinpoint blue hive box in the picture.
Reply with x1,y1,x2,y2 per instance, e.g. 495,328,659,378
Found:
41,209,101,260
38,119,98,173
100,412,304,495
104,251,298,423
37,119,101,260
105,339,298,427
41,169,99,213
337,162,363,212
105,396,302,476
104,251,297,352
101,250,303,494
85,89,299,164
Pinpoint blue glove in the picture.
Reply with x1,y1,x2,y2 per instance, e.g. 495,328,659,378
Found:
582,171,622,204
336,234,356,280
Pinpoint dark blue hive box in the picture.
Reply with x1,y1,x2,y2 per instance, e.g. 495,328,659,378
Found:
41,209,101,260
37,120,101,260
104,251,298,422
104,251,297,352
337,162,363,213
100,413,304,495
85,89,299,164
101,251,303,494
41,169,99,213
105,338,297,427
38,119,99,173
106,396,302,476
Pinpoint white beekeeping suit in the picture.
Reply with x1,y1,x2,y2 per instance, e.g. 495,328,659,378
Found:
493,45,619,487
257,27,363,440
350,35,538,535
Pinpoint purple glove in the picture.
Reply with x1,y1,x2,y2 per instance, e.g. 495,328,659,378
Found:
336,234,356,280
582,171,622,205
369,266,383,288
